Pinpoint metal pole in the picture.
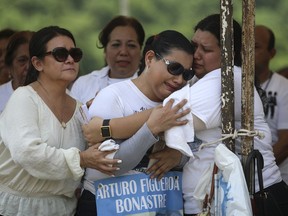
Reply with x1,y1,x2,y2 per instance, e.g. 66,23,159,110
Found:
119,0,129,16
241,0,255,194
220,0,235,152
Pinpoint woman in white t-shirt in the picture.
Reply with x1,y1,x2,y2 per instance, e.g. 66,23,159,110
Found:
182,14,288,216
84,14,288,216
76,30,195,216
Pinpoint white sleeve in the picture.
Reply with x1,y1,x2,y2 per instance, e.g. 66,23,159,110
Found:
0,88,84,181
89,86,125,118
114,123,158,175
189,75,222,129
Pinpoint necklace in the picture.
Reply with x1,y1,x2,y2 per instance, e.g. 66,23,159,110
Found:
263,72,273,91
37,80,67,129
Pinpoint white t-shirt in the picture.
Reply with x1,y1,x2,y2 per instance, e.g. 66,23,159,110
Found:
70,66,138,104
182,67,282,214
261,72,288,184
83,79,160,194
0,80,13,113
182,68,223,214
0,86,86,216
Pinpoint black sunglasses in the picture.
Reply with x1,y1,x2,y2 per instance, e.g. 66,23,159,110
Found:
43,47,83,63
156,53,194,81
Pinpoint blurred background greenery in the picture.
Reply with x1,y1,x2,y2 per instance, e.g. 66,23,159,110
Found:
0,0,287,75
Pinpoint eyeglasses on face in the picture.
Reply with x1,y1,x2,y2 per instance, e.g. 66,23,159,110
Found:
156,53,194,81
43,47,83,63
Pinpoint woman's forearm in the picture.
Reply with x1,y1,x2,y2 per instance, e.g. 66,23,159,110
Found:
113,123,158,175
84,99,190,144
83,109,152,144
110,109,152,139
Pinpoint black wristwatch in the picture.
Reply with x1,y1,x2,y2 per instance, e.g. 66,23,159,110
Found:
101,119,111,138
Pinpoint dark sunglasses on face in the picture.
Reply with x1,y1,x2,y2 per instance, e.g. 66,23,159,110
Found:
156,53,194,81
43,47,83,63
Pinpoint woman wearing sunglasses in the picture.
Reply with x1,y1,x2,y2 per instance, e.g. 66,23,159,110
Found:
0,26,120,216
75,30,194,215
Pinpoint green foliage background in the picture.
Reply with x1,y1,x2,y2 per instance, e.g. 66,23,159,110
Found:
1,0,287,75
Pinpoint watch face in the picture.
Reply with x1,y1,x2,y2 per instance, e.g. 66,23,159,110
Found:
101,126,111,138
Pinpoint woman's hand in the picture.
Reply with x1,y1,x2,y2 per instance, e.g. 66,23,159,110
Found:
147,99,190,136
146,146,182,180
82,116,104,144
79,143,121,176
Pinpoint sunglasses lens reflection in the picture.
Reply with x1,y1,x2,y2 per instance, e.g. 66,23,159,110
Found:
167,63,183,76
52,48,83,62
167,63,194,81
53,48,68,62
69,48,83,62
156,53,194,81
183,71,194,81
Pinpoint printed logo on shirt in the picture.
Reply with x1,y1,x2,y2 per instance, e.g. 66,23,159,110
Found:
264,91,277,119
134,106,149,113
188,136,203,152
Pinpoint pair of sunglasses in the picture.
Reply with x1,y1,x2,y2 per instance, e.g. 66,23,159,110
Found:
43,47,83,63
156,53,194,81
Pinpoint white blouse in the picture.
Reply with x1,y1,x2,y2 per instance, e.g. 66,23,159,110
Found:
0,86,86,216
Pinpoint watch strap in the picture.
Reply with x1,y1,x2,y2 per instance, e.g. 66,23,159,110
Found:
101,119,111,138
103,119,110,127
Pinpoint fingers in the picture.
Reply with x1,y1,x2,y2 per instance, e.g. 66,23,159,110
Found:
82,123,94,142
82,116,104,143
178,107,190,116
172,98,187,110
164,98,190,118
146,148,182,180
146,161,169,180
174,100,190,115
82,145,122,176
92,157,122,176
163,98,175,109
146,153,169,179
